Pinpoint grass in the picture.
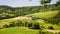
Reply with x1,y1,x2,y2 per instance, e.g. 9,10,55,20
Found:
35,19,60,30
30,11,59,19
0,27,39,34
0,23,4,28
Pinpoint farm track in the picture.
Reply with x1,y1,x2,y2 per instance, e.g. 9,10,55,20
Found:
47,29,60,33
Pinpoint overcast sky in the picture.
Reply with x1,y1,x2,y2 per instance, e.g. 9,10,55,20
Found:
0,0,58,7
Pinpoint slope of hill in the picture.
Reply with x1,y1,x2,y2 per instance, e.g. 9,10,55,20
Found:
0,27,39,34
0,5,60,34
0,10,60,30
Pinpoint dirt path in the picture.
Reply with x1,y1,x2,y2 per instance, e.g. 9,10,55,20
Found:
0,16,32,25
11,16,32,20
1,16,32,21
47,30,60,33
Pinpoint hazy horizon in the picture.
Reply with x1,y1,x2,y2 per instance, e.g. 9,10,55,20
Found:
0,0,58,7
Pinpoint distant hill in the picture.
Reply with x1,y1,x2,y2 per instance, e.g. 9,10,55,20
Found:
0,4,60,19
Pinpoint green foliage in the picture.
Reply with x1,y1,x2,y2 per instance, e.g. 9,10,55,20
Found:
0,3,60,19
56,0,60,5
3,24,9,28
48,26,54,30
31,23,41,29
0,13,15,19
0,6,41,19
41,0,51,4
58,32,60,34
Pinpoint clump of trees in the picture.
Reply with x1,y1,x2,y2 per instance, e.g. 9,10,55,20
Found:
0,6,41,19
2,20,41,30
48,26,54,30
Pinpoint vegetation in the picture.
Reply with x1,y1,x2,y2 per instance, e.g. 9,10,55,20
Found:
0,0,60,34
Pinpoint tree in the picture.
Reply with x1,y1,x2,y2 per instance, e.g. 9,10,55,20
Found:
58,32,60,34
29,0,51,11
40,0,51,5
56,0,60,10
56,0,60,5
48,26,54,30
3,24,9,28
40,0,51,11
31,23,41,29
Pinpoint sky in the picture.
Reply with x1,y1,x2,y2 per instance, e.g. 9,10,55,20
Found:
0,0,58,7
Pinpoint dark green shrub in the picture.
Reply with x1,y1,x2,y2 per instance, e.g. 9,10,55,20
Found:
21,23,25,26
16,22,22,27
0,27,3,29
27,23,32,27
41,26,46,29
9,23,16,27
25,22,28,27
3,24,9,28
58,32,60,34
48,26,54,30
31,23,41,29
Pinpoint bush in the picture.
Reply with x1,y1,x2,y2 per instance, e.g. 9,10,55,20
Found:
48,26,54,30
3,24,9,28
25,22,28,27
58,32,60,34
9,23,15,27
41,26,46,29
31,23,41,29
16,22,22,27
27,23,32,27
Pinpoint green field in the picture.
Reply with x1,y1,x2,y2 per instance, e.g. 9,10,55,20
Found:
0,27,39,34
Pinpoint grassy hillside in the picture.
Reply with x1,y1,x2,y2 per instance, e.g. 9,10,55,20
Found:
0,10,60,30
0,27,39,34
29,11,60,24
0,5,60,34
30,11,58,19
